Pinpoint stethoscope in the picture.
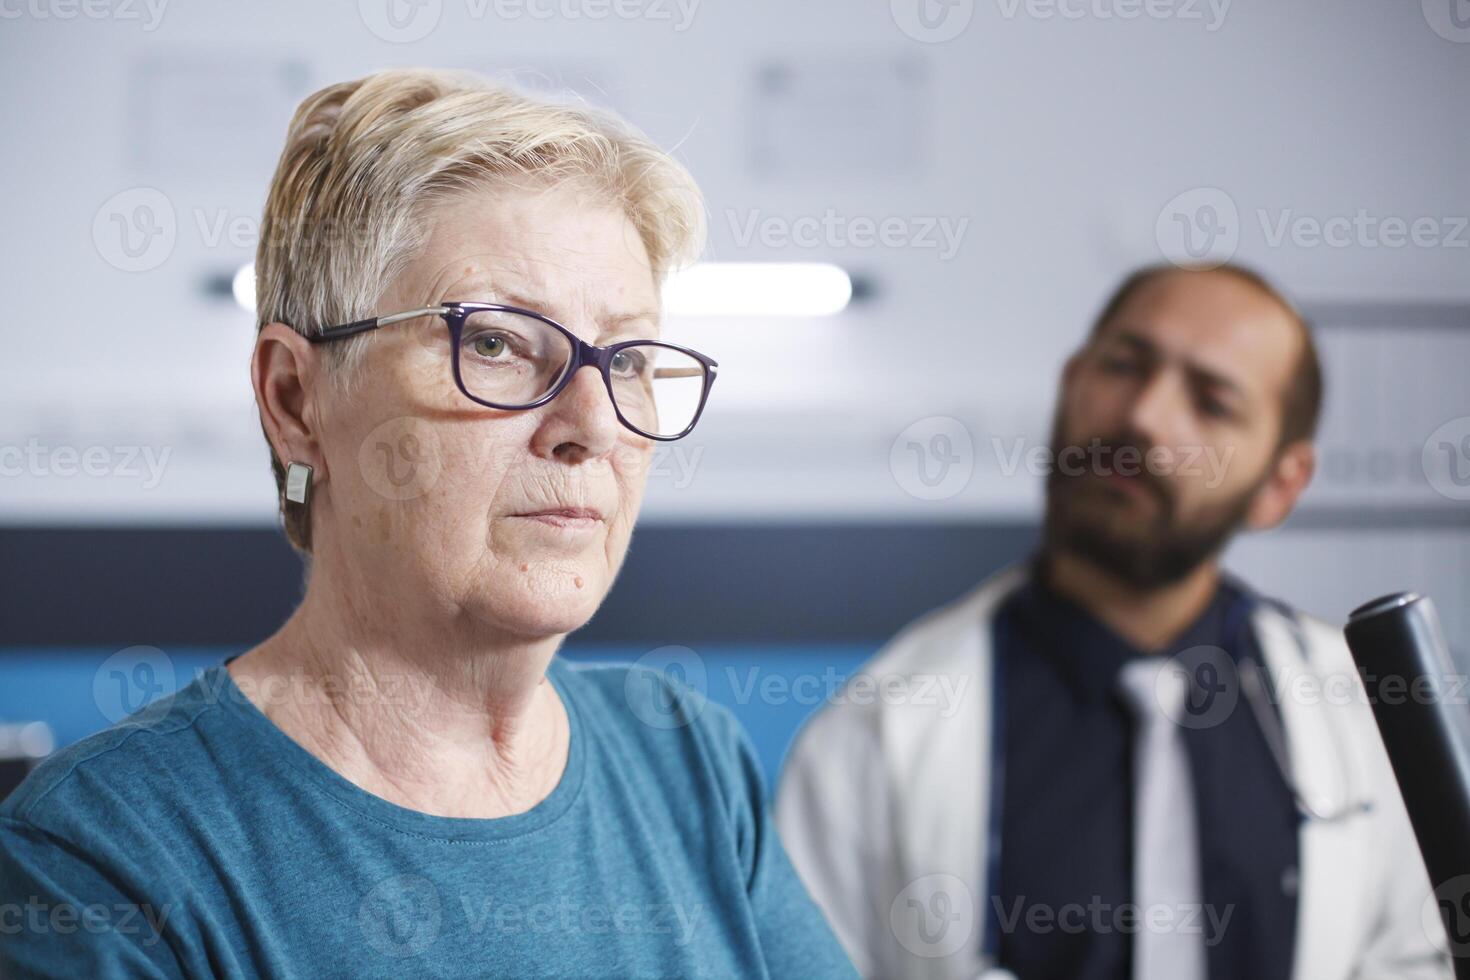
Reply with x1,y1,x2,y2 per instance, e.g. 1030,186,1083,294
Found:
976,577,1375,975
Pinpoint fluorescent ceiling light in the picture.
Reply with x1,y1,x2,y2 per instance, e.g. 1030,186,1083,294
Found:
663,262,852,317
233,263,256,311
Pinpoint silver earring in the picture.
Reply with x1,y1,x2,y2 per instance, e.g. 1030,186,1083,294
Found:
284,461,314,505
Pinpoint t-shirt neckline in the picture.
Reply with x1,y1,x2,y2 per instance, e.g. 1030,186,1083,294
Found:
209,655,587,843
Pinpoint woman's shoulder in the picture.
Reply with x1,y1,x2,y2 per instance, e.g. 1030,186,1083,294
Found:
0,666,236,833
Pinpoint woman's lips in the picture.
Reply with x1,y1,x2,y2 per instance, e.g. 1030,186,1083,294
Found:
509,507,605,530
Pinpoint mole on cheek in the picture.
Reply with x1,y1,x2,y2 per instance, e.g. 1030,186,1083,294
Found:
519,563,529,572
574,576,584,589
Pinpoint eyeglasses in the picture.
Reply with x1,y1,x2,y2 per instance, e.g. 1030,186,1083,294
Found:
307,302,718,441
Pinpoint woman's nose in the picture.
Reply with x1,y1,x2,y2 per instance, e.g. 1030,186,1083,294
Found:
532,365,623,463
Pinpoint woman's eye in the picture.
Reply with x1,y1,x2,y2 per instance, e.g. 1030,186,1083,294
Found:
471,335,508,358
610,349,647,377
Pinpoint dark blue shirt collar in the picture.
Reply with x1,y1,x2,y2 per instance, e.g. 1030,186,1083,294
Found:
1011,555,1246,705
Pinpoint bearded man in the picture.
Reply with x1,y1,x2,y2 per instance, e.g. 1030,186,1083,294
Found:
776,264,1450,980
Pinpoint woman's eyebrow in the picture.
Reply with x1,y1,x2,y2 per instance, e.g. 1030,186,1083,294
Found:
607,309,661,327
598,315,662,347
474,288,542,311
450,286,658,327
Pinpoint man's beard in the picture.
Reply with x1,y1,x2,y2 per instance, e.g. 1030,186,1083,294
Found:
1042,423,1261,590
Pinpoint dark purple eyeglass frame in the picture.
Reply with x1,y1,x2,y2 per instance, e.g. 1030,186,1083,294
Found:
306,301,718,442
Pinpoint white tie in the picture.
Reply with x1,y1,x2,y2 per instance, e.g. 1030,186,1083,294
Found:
1117,658,1207,980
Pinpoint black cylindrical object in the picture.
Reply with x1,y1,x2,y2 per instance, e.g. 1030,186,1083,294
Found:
1345,592,1470,973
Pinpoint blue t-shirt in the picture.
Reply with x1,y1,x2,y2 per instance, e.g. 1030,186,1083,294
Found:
0,658,856,979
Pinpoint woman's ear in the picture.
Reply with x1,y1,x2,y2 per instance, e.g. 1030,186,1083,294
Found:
1246,439,1316,531
253,323,326,480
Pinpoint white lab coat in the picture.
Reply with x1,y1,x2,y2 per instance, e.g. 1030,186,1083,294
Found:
776,566,1451,980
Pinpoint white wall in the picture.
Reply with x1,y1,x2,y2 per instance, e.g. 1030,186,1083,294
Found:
1,0,1466,642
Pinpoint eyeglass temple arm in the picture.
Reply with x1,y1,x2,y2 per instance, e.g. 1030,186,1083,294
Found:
308,307,451,344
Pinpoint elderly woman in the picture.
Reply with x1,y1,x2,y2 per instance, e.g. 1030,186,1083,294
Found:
0,69,854,979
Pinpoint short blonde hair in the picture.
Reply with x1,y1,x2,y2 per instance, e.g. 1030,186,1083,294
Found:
255,68,706,551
